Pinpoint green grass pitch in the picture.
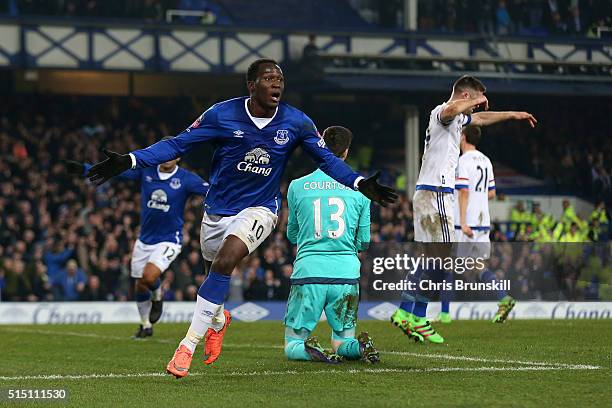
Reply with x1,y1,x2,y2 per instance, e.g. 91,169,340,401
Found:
1,320,611,407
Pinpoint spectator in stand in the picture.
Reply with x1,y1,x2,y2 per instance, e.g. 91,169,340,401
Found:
80,274,107,301
30,260,52,301
53,259,87,301
243,268,267,301
496,0,513,34
301,34,323,83
3,257,32,301
43,238,74,282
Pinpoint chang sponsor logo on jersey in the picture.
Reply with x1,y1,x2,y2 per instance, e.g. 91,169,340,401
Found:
147,189,171,212
237,147,272,176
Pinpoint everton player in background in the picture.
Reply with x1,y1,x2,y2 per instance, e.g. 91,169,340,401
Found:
64,136,209,339
86,59,398,378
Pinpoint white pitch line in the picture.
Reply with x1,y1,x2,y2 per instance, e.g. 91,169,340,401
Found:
0,365,595,382
2,328,601,370
383,351,602,370
2,327,174,344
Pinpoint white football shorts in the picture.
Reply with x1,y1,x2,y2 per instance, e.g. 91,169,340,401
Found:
200,206,278,262
130,239,181,278
413,189,455,243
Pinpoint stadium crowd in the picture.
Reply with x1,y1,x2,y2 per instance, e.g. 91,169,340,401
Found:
416,0,611,36
0,96,610,304
1,0,609,37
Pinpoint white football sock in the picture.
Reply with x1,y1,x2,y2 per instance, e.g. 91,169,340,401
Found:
179,295,222,353
210,304,226,332
151,286,163,301
137,299,152,329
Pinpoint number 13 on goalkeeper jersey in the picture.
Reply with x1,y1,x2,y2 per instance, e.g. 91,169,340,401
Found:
287,168,371,284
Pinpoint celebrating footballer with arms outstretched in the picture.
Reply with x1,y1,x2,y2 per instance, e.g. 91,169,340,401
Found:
86,59,398,378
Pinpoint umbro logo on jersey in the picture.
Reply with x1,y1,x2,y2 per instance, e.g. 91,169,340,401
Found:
317,139,326,149
237,148,272,176
233,130,244,138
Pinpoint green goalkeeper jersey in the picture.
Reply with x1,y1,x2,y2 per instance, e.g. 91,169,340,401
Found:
287,169,371,283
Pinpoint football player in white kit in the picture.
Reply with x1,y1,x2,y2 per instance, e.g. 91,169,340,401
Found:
391,76,536,343
436,126,516,324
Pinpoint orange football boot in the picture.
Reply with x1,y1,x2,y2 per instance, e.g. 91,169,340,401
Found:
166,345,193,378
203,310,232,365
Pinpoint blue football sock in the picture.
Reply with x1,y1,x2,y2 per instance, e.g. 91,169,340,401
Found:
135,290,151,302
284,340,311,361
148,278,161,292
336,338,361,360
480,269,507,300
399,301,415,313
197,271,231,304
440,270,453,313
413,301,428,318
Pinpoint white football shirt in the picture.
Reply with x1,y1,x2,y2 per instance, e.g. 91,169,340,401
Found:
454,150,496,228
416,103,471,192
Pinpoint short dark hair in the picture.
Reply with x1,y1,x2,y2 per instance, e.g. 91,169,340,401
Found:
453,75,486,93
246,59,279,83
323,126,353,157
463,125,482,146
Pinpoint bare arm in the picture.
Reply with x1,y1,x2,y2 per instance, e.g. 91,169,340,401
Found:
488,189,496,200
440,95,488,123
458,188,473,238
471,111,537,128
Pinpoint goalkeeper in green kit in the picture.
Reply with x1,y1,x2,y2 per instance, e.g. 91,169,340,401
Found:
283,126,379,364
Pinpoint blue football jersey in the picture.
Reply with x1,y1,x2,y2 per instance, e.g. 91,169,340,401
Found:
117,166,209,245
131,97,361,216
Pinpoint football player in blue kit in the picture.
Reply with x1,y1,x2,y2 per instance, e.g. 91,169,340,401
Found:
64,136,209,339
86,59,397,378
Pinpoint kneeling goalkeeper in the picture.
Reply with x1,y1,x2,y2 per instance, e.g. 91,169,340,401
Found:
283,126,379,364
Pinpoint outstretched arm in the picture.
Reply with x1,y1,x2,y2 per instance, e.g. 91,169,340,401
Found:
439,95,488,124
62,161,141,181
88,106,220,185
471,111,537,128
300,119,362,190
300,116,398,206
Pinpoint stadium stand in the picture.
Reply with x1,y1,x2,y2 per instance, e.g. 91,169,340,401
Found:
2,0,609,37
415,0,611,36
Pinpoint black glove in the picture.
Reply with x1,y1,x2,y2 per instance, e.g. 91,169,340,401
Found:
357,171,399,207
62,160,86,176
87,149,132,185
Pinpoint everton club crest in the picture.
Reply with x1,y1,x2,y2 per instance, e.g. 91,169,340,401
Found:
170,178,182,189
274,129,289,145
